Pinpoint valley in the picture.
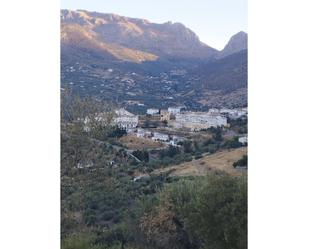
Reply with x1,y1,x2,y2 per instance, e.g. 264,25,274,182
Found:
61,10,248,113
61,9,248,249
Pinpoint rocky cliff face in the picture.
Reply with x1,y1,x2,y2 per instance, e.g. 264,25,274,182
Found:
61,9,218,62
217,31,247,59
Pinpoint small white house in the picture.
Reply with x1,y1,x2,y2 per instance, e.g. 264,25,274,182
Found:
146,108,160,115
209,108,220,114
152,132,169,142
114,108,139,131
168,107,182,115
136,128,146,138
76,161,94,169
238,136,248,145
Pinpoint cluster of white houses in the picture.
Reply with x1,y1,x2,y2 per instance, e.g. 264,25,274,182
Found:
84,106,247,134
136,128,185,146
83,108,139,133
209,108,247,119
172,112,228,131
114,108,139,132
114,106,247,133
145,106,247,131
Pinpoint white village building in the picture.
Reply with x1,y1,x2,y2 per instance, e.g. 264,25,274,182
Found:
175,112,227,131
114,108,139,132
136,128,146,138
238,136,248,145
169,135,185,146
136,128,152,138
220,108,247,119
168,107,182,115
146,108,160,115
209,108,220,114
152,132,169,142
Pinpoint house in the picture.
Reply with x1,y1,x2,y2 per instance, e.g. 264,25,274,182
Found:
147,108,160,115
168,107,182,115
175,112,227,131
169,136,185,146
76,161,94,169
144,130,152,138
114,108,139,132
238,136,248,145
209,108,220,114
152,132,169,142
220,108,247,119
136,128,146,138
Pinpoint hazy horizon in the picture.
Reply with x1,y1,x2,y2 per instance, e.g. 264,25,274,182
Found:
61,0,247,50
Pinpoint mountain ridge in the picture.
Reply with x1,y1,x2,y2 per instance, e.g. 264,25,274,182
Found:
61,9,220,61
217,31,247,59
61,9,247,110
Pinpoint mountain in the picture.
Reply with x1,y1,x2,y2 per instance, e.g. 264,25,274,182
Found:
61,10,247,110
196,50,247,92
217,31,247,59
61,9,218,62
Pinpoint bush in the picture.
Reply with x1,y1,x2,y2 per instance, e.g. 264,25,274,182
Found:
225,137,243,149
132,150,149,162
194,153,203,160
233,155,248,168
208,144,218,153
62,232,103,249
134,173,247,249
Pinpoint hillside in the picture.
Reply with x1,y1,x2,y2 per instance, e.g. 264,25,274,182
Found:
153,147,247,177
195,49,248,92
61,9,248,110
61,9,217,61
217,31,247,59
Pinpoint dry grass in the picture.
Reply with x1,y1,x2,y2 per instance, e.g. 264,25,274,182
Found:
119,135,163,150
153,147,247,177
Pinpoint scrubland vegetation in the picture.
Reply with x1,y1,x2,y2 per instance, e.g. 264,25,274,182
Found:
61,94,247,249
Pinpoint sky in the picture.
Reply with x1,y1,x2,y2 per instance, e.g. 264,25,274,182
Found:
61,0,247,50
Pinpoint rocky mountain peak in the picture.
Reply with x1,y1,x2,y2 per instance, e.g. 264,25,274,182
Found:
217,31,247,58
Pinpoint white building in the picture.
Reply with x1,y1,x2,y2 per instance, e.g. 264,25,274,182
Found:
114,108,139,132
238,136,248,145
209,108,220,114
168,107,182,115
152,132,169,142
136,128,146,138
220,108,247,119
175,112,227,131
76,161,94,169
146,108,160,115
169,135,185,146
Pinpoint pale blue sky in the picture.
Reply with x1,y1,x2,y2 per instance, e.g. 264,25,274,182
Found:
61,0,247,50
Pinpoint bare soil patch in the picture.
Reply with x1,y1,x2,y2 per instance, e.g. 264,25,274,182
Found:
119,135,163,150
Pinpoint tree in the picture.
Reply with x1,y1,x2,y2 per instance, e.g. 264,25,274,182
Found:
183,174,247,249
167,145,181,157
134,173,247,249
233,155,248,168
132,150,149,162
183,140,193,153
